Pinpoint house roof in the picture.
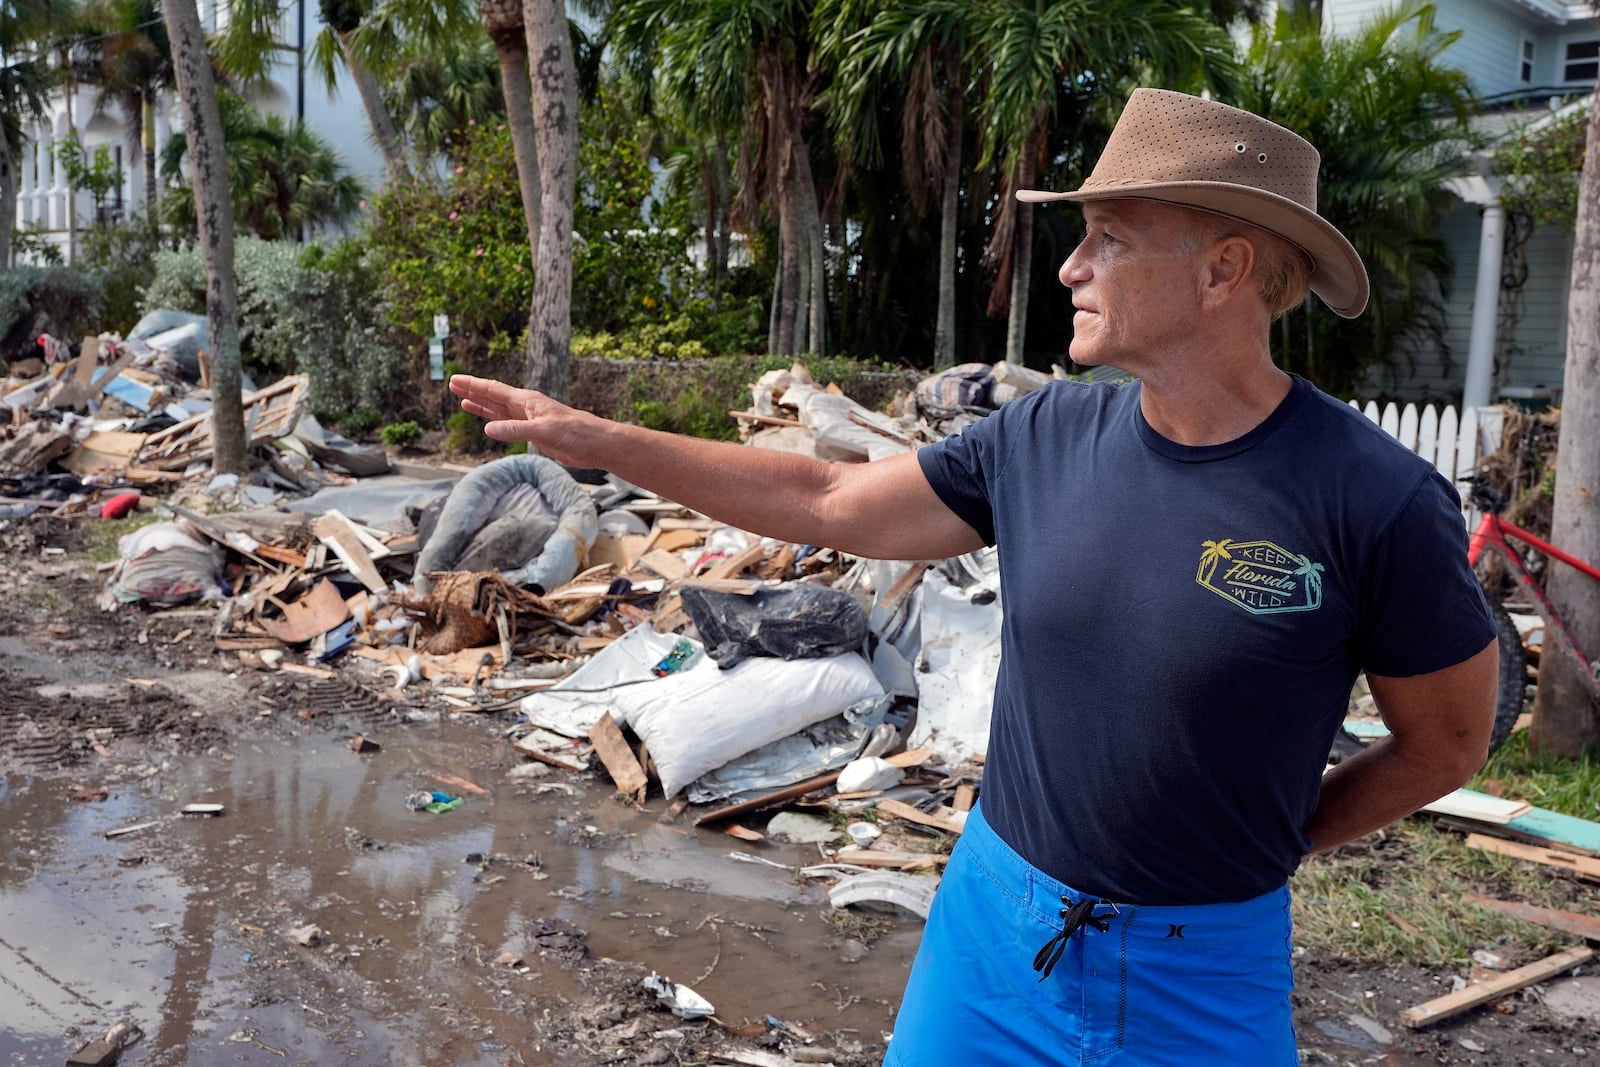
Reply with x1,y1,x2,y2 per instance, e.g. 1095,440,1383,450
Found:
1499,0,1594,26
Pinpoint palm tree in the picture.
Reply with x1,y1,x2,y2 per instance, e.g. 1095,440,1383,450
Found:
160,0,246,474
819,0,975,370
1292,555,1324,606
523,0,579,399
1232,1,1475,394
1,0,73,269
612,0,827,357
971,0,1237,366
383,35,505,161
479,0,542,260
72,0,175,218
309,0,411,185
1198,538,1235,582
159,92,363,240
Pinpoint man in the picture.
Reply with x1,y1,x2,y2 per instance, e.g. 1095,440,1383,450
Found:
452,89,1497,1065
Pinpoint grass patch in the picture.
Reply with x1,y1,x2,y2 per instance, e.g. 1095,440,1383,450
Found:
22,587,66,611
79,513,163,563
1470,728,1600,819
823,907,893,943
1290,822,1581,967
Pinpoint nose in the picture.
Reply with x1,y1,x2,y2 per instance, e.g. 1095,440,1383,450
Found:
1060,240,1089,287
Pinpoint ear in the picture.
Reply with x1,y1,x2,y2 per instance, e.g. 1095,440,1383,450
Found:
1196,234,1255,312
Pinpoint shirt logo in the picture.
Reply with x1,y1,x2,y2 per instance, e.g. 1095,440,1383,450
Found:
1197,538,1324,615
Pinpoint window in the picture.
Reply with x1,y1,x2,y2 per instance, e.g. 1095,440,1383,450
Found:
1520,38,1535,84
1563,38,1599,83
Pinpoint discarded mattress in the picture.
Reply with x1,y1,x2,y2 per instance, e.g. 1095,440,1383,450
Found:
414,452,597,595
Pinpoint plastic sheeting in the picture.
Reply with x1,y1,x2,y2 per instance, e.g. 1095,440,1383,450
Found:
413,453,597,595
517,625,696,738
908,551,1002,763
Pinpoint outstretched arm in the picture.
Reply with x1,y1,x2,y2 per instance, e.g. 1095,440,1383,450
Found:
449,374,986,561
1303,638,1498,853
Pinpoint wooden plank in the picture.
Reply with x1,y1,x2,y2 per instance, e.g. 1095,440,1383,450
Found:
830,849,948,870
588,712,648,799
1399,945,1595,1028
729,409,803,428
700,542,766,581
1466,834,1600,882
877,798,965,835
1502,804,1600,854
254,543,308,569
1421,788,1532,824
312,512,386,592
1463,894,1600,941
637,548,688,580
954,784,976,813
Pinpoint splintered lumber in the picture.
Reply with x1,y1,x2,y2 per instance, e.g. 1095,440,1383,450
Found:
877,799,966,835
589,712,648,799
1465,834,1600,882
1399,945,1595,1028
700,542,767,581
312,511,386,592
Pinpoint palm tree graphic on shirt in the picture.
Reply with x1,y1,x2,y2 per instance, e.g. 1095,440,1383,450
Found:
1196,538,1324,614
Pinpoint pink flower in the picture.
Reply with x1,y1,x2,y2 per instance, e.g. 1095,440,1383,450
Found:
468,119,476,126
497,124,506,131
474,248,485,257
455,166,464,175
514,265,523,272
448,211,458,220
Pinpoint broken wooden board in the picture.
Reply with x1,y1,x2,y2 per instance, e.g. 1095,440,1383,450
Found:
701,542,767,581
511,726,592,771
831,848,949,870
1433,795,1600,854
1421,788,1532,825
134,373,309,470
312,511,387,593
588,712,648,800
1399,944,1595,1028
636,548,688,580
1462,894,1600,941
1465,834,1600,882
877,798,966,835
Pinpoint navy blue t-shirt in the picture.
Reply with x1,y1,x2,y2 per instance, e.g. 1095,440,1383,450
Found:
917,375,1494,905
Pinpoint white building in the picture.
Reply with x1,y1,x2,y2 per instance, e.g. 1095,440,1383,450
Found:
16,0,384,264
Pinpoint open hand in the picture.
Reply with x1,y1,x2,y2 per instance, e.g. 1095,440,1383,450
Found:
448,374,601,467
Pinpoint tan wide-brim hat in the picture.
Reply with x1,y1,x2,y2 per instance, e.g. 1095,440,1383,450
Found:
1018,88,1369,318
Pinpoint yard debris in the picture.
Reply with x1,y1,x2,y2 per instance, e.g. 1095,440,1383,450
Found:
642,971,715,1019
1400,945,1597,1028
828,870,939,920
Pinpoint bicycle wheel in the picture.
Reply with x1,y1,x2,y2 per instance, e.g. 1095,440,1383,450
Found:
1483,588,1528,755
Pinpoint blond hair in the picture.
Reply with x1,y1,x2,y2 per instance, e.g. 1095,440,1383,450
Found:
1182,211,1313,319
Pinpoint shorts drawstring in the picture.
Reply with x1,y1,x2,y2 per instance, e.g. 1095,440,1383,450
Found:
1033,897,1114,981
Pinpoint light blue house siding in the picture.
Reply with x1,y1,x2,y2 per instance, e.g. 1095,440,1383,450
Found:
1325,0,1595,405
1384,203,1570,403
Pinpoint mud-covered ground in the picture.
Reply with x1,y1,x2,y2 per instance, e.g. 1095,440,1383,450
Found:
2,516,1598,1066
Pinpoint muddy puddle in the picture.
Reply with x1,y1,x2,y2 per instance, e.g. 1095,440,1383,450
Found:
0,720,921,1065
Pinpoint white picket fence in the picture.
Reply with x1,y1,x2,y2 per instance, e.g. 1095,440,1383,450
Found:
1349,400,1503,513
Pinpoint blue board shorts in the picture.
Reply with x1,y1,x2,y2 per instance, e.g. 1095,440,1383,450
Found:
884,805,1298,1066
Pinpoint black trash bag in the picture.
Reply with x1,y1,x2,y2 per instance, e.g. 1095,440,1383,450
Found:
679,583,869,668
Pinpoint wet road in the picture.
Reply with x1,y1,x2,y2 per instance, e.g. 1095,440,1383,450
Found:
0,722,921,1065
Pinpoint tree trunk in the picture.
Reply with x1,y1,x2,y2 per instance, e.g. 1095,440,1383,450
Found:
162,0,245,475
1004,122,1040,366
143,95,159,217
934,52,964,371
713,128,732,288
796,156,826,356
490,30,542,256
522,0,577,401
1532,90,1600,756
0,119,14,270
339,30,410,188
794,213,811,354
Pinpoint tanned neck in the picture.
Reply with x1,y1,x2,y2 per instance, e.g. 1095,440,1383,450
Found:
1137,323,1290,447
